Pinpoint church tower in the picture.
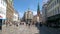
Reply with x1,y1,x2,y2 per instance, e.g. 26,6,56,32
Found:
37,2,42,22
37,2,41,16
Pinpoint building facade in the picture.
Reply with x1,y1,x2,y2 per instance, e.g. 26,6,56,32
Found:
33,15,37,24
13,11,19,22
24,10,33,25
42,0,60,26
42,4,47,24
0,0,7,29
33,15,40,25
0,0,7,19
6,0,15,24
13,11,20,25
47,0,60,17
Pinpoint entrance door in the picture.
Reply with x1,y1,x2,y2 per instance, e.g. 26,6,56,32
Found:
0,19,2,30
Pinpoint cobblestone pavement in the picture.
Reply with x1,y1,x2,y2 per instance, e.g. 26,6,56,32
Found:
2,25,39,34
1,24,60,34
37,25,60,34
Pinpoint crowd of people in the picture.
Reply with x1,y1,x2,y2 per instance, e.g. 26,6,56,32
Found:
5,21,43,27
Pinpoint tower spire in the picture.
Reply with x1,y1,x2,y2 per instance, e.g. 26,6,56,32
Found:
37,2,40,16
37,2,40,11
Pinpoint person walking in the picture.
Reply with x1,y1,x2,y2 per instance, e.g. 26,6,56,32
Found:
6,21,8,27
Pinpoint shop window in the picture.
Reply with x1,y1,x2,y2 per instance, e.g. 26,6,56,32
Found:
59,7,60,13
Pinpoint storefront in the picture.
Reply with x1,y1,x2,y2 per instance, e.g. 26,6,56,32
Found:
46,14,60,27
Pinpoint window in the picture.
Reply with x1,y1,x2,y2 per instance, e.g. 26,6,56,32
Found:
3,0,7,6
1,0,4,6
56,8,58,14
53,2,55,7
57,7,59,14
0,0,2,4
57,0,58,3
53,9,54,15
52,2,53,7
55,8,57,14
53,9,55,15
3,0,6,3
59,0,60,3
59,7,60,13
9,0,13,4
54,0,56,6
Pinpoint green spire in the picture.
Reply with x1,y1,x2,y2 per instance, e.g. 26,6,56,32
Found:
37,2,40,11
37,2,41,16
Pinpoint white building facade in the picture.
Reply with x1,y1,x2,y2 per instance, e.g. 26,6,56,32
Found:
13,11,20,25
24,10,33,24
13,13,18,21
42,0,60,26
0,0,7,28
36,16,40,22
42,4,47,23
47,0,60,17
0,0,7,19
13,12,19,22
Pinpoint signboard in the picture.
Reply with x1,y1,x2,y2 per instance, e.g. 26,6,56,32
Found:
0,7,6,19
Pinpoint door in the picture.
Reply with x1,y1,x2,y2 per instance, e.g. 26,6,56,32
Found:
0,19,2,30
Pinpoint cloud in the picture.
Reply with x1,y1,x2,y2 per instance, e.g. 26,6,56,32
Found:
32,10,37,15
32,10,42,15
18,11,24,18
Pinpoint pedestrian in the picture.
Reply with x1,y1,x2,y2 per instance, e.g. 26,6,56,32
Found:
6,21,8,27
26,22,28,26
39,22,42,27
28,23,30,27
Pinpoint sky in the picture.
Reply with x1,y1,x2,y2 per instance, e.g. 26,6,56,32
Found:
13,0,48,18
